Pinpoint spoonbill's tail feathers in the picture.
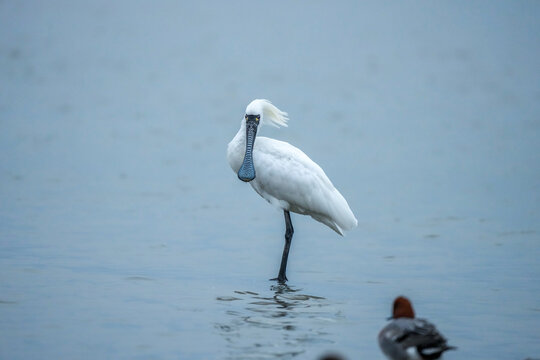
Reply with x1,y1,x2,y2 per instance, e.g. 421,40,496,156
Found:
311,188,357,236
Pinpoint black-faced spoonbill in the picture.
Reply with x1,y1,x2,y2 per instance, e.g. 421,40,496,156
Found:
227,99,357,282
378,296,457,360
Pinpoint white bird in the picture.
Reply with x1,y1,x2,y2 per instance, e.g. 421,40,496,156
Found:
378,296,457,360
227,99,357,282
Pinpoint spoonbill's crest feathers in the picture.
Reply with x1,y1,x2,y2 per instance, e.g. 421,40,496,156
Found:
246,99,289,128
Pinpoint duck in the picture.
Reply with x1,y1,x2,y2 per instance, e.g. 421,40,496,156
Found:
378,296,456,360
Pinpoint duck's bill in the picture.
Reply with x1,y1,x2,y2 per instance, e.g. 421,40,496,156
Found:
237,118,258,182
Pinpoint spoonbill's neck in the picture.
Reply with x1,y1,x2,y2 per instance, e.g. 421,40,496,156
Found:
233,120,248,145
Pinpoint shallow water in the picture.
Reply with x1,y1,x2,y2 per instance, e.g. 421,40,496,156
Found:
1,1,540,359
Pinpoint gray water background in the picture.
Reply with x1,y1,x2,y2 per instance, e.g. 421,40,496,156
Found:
1,1,539,359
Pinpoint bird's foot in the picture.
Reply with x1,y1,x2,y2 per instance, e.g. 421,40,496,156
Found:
270,275,288,283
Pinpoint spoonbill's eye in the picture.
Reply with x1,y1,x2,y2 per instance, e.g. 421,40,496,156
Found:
245,114,248,120
256,115,260,121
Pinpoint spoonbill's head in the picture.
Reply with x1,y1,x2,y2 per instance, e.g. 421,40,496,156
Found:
237,99,288,182
388,296,415,320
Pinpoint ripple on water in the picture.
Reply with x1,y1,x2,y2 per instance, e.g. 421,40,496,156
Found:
124,276,154,281
215,284,344,359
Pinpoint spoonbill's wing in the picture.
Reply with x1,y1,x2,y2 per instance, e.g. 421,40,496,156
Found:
250,137,357,235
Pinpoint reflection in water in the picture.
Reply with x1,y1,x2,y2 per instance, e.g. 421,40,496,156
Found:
216,284,344,359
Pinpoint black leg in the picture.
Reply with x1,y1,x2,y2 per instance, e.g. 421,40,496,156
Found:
272,210,294,283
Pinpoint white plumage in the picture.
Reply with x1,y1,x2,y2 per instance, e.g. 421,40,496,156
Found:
227,99,357,281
